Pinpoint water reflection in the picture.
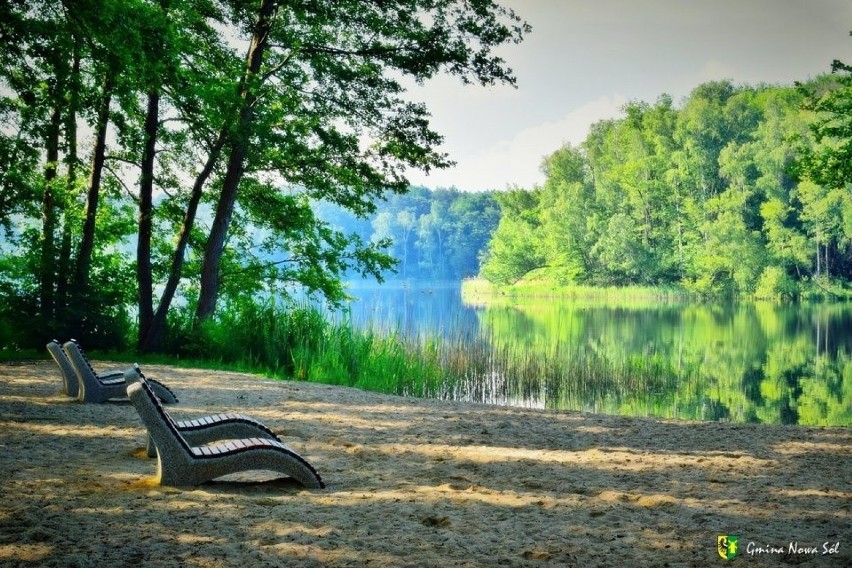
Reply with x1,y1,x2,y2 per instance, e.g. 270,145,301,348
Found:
338,282,851,426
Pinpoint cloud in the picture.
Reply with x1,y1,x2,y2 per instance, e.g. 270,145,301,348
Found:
409,94,627,191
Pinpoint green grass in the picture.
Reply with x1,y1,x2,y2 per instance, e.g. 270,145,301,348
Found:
0,348,44,362
74,300,696,409
8,297,845,425
131,300,451,397
6,299,698,410
462,274,852,305
461,276,693,308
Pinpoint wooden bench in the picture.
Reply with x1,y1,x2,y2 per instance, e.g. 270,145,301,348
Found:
125,364,285,458
63,339,177,404
126,371,324,488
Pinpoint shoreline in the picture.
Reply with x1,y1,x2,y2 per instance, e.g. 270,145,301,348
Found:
1,360,849,566
460,276,852,304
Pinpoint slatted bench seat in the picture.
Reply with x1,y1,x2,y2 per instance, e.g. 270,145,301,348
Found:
124,365,283,458
192,438,293,458
126,371,324,488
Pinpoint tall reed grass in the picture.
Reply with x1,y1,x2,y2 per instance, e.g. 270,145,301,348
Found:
161,300,448,397
158,299,699,414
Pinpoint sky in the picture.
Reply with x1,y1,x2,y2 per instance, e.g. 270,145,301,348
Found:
404,0,852,192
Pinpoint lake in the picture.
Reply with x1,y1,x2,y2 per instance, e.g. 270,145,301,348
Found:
334,281,851,426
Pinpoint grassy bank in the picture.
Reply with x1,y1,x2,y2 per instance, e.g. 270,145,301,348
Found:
4,301,702,415
6,299,848,425
461,275,852,306
461,276,693,307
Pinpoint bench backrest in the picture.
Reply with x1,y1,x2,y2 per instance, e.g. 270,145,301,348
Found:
46,340,78,396
128,372,193,455
66,339,100,380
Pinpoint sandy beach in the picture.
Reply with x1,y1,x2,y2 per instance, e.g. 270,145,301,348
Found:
0,360,849,567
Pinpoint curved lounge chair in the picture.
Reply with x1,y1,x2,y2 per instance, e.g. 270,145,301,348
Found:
46,340,81,397
63,339,178,404
126,374,324,488
124,365,284,458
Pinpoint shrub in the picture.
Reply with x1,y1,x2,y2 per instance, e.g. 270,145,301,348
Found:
755,267,797,300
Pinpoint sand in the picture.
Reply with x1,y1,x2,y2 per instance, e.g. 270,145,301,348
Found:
0,360,849,567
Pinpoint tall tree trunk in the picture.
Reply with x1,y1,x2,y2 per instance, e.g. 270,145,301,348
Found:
139,130,227,352
75,77,112,296
57,44,81,322
137,89,159,348
195,0,277,321
815,231,821,279
40,105,62,322
137,0,176,349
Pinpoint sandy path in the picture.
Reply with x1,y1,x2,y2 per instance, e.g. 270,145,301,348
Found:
0,361,849,567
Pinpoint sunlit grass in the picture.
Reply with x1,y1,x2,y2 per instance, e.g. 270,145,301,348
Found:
462,275,852,304
12,296,844,426
461,277,693,306
136,300,697,416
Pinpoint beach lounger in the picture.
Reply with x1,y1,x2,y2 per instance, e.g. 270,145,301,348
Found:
46,339,82,397
124,365,284,457
126,373,324,488
62,339,178,404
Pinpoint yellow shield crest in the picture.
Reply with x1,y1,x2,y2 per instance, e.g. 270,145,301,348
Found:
717,535,739,560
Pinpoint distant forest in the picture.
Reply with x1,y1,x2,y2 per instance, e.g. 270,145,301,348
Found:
314,186,500,282
481,76,852,298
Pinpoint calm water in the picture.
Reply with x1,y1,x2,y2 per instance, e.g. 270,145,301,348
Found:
336,282,851,426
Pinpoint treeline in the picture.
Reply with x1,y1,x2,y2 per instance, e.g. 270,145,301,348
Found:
315,186,500,281
481,75,852,298
0,0,527,351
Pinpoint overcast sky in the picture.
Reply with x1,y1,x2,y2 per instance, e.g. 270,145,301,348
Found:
405,0,852,192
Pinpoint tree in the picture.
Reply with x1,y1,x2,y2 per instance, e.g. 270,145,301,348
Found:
480,189,546,285
1,0,529,350
478,78,851,296
796,54,852,283
0,0,136,343
132,0,238,351
537,144,594,283
193,0,530,320
447,191,500,278
800,58,852,192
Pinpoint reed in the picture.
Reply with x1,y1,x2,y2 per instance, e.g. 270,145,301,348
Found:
154,300,445,397
139,299,703,415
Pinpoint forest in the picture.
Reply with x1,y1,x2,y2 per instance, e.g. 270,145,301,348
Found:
315,186,499,282
1,0,850,360
0,0,527,352
480,74,852,299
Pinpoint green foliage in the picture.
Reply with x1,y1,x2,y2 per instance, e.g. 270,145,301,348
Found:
481,78,852,297
0,0,528,350
798,61,852,191
0,241,134,349
480,217,545,285
157,299,447,397
479,188,546,285
754,266,797,300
